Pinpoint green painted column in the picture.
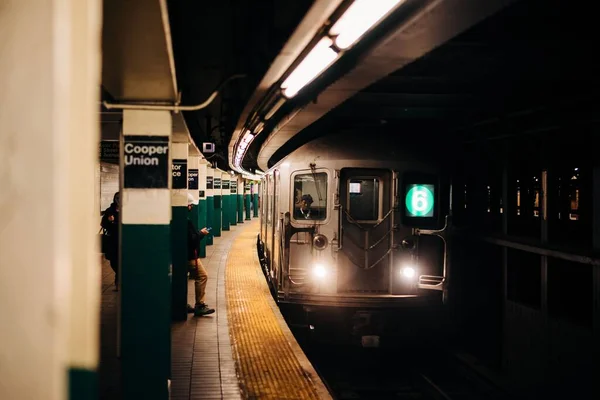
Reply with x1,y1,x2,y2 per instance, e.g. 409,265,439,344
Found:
205,167,214,245
198,160,208,257
69,368,97,400
120,110,171,399
252,182,259,218
188,154,201,256
171,143,189,323
230,177,237,226
213,171,222,237
222,175,230,231
236,178,244,223
245,180,252,220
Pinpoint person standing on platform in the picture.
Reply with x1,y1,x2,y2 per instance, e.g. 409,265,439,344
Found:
101,191,120,291
186,194,215,316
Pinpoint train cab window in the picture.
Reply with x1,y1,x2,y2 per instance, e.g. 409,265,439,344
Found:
347,178,381,222
292,172,327,221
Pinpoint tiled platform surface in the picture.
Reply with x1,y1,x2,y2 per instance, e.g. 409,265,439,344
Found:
170,226,244,400
99,219,331,399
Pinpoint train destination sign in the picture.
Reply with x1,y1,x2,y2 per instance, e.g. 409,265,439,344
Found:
230,181,237,194
405,184,435,217
222,180,230,190
172,159,187,189
206,176,213,189
213,177,221,189
188,169,199,190
123,136,169,188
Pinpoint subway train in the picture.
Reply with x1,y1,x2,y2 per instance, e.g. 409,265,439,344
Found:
256,131,452,345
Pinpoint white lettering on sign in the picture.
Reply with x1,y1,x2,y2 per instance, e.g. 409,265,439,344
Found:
124,143,168,166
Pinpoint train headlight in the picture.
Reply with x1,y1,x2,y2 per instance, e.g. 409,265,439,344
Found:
313,263,327,279
401,266,416,280
313,234,328,250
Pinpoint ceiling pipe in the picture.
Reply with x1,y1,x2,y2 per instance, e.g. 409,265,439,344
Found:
102,74,246,112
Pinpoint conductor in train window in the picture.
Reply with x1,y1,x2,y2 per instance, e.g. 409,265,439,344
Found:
295,194,315,220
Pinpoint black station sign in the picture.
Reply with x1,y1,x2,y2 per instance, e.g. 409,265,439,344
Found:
222,180,230,190
172,159,187,189
188,169,199,190
230,181,237,194
123,135,169,188
206,176,213,189
213,177,221,189
99,141,119,163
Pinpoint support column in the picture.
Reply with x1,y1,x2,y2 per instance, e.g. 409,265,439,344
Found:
252,181,259,218
222,173,231,231
230,176,238,226
121,110,171,398
206,167,215,244
188,150,200,254
1,1,102,399
237,176,244,223
245,180,252,220
198,160,208,257
171,141,189,322
213,170,222,237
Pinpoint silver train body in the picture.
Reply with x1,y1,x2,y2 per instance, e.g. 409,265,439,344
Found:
257,132,450,313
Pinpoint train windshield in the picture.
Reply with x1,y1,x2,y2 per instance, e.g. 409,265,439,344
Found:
293,172,327,221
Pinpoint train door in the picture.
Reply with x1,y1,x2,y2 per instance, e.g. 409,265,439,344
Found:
338,168,392,293
266,173,274,267
271,169,281,287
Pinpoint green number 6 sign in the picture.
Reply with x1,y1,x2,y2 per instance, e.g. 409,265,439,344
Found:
405,184,435,217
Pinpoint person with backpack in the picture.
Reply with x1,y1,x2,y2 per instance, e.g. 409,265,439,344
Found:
101,192,120,291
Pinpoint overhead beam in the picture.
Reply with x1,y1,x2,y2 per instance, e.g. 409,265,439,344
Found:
101,0,178,102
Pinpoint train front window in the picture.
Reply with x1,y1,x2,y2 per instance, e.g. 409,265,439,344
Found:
348,178,380,221
293,172,327,221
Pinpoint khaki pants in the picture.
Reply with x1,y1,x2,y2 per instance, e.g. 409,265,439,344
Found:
188,258,208,305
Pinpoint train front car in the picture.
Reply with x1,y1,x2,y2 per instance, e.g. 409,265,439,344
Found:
258,132,451,347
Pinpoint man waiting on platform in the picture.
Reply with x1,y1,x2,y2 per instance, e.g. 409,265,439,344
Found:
186,194,215,316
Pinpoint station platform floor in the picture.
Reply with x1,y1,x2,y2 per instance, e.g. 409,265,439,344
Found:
99,219,331,400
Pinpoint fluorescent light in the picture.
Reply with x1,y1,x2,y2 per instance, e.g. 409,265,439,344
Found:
254,121,265,134
242,131,253,144
330,0,403,50
264,98,285,120
281,37,338,98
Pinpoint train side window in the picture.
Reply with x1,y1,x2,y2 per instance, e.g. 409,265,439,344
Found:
347,178,381,222
292,172,327,221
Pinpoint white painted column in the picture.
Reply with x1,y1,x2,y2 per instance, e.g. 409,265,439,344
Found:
0,0,102,399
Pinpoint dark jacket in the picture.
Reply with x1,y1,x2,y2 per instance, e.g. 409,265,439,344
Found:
101,203,119,260
187,219,207,261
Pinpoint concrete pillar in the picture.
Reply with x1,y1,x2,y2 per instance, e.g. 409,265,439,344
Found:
245,180,252,220
230,175,238,226
0,0,102,399
205,167,215,244
198,159,208,257
237,176,244,223
187,150,200,256
171,140,189,322
213,169,223,237
252,181,260,218
120,110,171,398
222,172,231,231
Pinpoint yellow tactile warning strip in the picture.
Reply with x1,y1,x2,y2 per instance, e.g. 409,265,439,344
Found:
226,221,331,399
